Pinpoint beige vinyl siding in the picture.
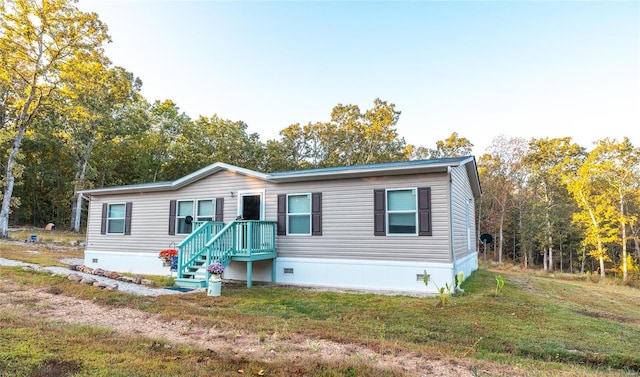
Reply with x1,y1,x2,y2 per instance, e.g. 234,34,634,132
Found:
85,171,274,254
450,164,477,260
86,169,455,264
268,172,452,263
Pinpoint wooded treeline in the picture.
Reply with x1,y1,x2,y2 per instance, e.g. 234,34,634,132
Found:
1,0,638,279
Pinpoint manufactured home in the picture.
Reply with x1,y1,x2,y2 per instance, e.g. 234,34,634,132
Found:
80,157,481,293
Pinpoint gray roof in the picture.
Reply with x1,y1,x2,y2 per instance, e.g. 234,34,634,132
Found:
80,157,481,197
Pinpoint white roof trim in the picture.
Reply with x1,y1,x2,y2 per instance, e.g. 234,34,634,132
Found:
80,158,481,197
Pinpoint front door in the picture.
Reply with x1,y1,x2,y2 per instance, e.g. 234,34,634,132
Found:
237,192,264,250
239,193,263,220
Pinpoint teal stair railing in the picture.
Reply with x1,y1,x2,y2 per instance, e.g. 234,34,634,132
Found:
176,221,224,279
176,220,277,287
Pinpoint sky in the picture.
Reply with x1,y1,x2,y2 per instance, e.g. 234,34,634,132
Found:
77,0,640,156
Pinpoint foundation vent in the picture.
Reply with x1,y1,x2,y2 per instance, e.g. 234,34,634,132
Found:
416,274,424,282
92,258,98,264
283,268,294,274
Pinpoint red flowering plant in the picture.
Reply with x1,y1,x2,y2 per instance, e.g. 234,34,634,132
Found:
158,249,178,265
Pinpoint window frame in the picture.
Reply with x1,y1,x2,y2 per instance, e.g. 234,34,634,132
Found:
195,198,216,222
286,193,312,236
175,199,195,235
386,188,418,236
106,202,126,235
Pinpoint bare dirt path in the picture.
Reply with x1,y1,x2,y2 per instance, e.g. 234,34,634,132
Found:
0,277,514,377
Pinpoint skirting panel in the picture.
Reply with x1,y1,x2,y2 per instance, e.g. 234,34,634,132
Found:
274,257,463,294
84,250,170,275
84,250,478,294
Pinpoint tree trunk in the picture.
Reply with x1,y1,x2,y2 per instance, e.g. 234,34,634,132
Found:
498,210,504,263
619,189,627,282
569,242,573,274
72,193,83,232
546,212,554,272
0,124,28,237
630,222,640,261
543,248,548,272
70,200,77,230
71,140,93,233
585,205,606,279
559,241,563,273
581,247,586,274
629,222,640,261
0,146,18,236
1,67,42,237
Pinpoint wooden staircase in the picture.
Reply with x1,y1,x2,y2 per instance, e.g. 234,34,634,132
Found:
174,220,277,289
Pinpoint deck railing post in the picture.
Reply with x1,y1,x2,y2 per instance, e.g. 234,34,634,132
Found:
248,221,253,256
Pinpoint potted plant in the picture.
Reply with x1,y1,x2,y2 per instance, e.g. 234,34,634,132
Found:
206,262,225,296
158,249,178,267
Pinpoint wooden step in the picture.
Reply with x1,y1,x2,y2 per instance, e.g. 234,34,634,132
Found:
174,278,207,288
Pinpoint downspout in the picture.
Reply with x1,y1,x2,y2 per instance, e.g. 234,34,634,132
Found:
448,167,457,286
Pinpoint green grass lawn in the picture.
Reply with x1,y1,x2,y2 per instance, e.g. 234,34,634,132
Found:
1,241,639,376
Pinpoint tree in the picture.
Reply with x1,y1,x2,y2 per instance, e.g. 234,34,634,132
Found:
567,143,620,278
428,132,474,159
526,137,584,271
405,144,430,160
267,99,408,170
574,138,639,281
136,100,189,182
0,0,109,236
331,99,406,166
479,136,528,263
59,61,143,232
262,128,307,172
164,115,264,179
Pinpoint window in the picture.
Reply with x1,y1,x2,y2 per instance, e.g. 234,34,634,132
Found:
287,194,311,235
101,202,132,235
387,189,417,235
374,187,431,237
277,193,322,236
176,200,194,234
169,199,218,235
107,203,126,234
197,199,215,221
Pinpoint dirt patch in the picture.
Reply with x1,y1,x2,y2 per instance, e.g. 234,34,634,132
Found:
575,309,640,325
0,278,518,377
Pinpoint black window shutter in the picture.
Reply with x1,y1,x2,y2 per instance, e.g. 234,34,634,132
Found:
215,198,224,222
418,187,432,236
374,189,386,236
100,203,108,235
311,192,322,236
124,202,133,235
168,200,176,235
277,194,286,236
